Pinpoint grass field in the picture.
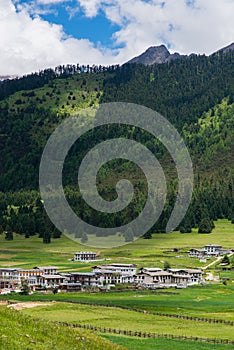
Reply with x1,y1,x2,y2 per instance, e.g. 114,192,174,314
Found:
1,219,233,349
103,335,234,350
2,284,234,320
3,73,104,117
20,301,234,340
3,283,234,321
0,305,124,350
0,219,233,271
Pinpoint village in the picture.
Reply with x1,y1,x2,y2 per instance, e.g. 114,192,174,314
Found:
1,242,233,294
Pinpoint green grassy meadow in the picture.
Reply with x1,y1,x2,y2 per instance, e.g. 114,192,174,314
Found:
5,284,234,321
21,301,234,340
4,73,104,117
103,335,234,350
1,219,233,349
0,219,233,271
0,306,124,350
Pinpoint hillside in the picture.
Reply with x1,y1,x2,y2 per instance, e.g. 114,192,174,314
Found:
0,49,233,239
0,305,124,350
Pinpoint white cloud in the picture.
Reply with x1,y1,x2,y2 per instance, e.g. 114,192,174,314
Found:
0,0,117,75
0,0,233,75
77,0,234,57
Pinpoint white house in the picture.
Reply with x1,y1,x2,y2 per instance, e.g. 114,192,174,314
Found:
203,245,222,256
189,249,206,258
74,252,97,261
69,272,101,287
34,266,58,275
98,271,135,286
136,267,203,288
92,263,137,276
168,268,203,285
37,274,67,287
136,270,174,286
0,268,21,289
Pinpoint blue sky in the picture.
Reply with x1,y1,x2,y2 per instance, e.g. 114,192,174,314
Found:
19,0,122,47
0,0,233,75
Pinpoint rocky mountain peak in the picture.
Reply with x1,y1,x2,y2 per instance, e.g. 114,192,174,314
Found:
214,42,234,54
126,44,184,65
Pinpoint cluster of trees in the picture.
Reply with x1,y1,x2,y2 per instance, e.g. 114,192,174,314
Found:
101,51,234,129
0,64,119,101
0,193,61,243
0,50,233,242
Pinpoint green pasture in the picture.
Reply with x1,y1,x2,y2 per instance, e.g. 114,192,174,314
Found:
4,284,234,321
103,335,234,350
0,306,123,350
0,219,233,270
21,301,234,340
4,73,104,117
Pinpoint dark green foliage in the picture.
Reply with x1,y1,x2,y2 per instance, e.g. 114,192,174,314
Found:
43,228,51,244
180,226,192,234
21,279,30,295
143,231,152,239
101,52,234,129
198,217,214,234
0,52,233,240
5,229,13,240
221,254,230,264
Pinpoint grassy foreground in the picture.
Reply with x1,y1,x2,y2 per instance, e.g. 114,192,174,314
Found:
0,305,124,350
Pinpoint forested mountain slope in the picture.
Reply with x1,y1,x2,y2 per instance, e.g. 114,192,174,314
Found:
0,50,233,239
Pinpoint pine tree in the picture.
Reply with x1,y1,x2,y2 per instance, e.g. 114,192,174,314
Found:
21,280,30,295
143,231,152,239
198,217,214,234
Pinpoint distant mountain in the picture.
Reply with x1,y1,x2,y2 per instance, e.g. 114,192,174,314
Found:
0,75,18,81
214,42,234,54
126,42,234,66
126,45,184,65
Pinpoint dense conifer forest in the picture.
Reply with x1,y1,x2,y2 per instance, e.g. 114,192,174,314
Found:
0,50,233,242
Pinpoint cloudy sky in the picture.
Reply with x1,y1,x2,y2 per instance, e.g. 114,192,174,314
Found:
0,0,233,75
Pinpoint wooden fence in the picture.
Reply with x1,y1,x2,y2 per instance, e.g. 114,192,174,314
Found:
42,299,234,326
58,321,234,345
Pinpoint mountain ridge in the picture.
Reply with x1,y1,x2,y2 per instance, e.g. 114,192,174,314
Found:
126,42,234,66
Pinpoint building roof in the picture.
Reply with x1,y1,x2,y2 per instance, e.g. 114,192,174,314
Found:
34,266,58,270
0,268,22,271
19,269,41,272
189,248,206,252
168,268,202,274
93,263,137,269
70,272,97,276
141,267,163,272
94,270,121,275
74,252,97,254
41,275,65,279
138,271,172,277
172,274,190,279
109,263,137,267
